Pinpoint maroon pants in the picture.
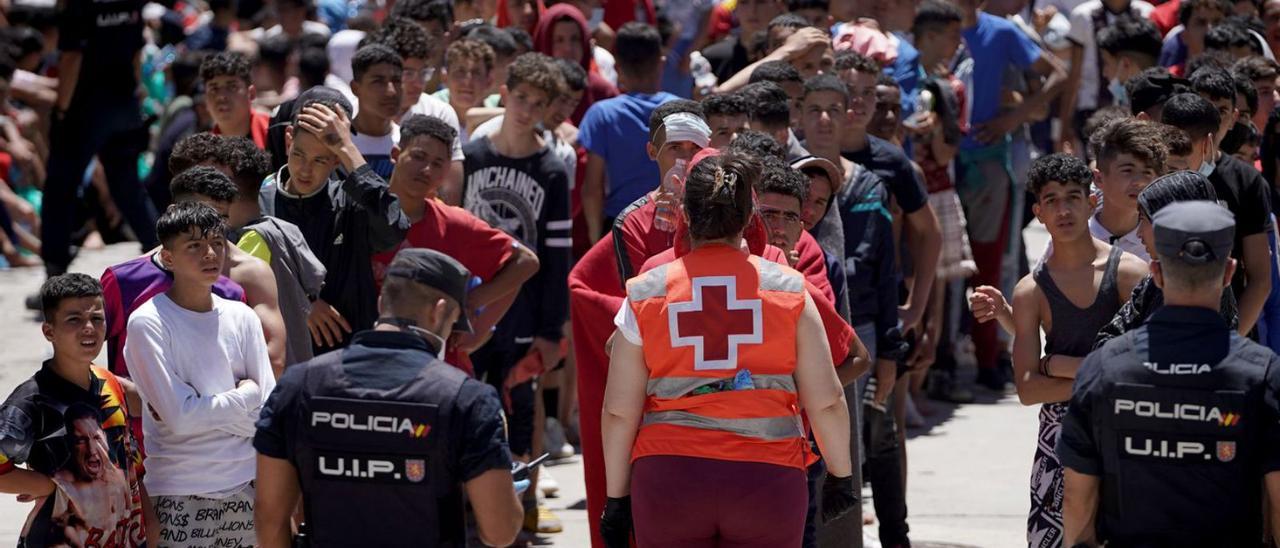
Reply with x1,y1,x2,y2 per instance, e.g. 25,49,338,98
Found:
632,455,808,548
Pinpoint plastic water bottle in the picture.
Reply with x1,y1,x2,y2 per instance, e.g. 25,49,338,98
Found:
653,159,686,233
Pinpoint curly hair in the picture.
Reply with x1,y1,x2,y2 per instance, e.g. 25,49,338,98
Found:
683,153,763,241
505,52,565,102
1094,117,1169,174
170,133,224,176
363,16,432,61
352,44,404,81
220,137,272,201
1027,153,1094,198
757,164,809,204
171,165,239,204
400,114,458,149
728,130,787,163
701,92,749,119
199,51,251,85
445,38,495,72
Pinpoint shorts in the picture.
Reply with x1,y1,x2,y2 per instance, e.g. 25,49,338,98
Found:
150,482,255,548
929,189,976,281
471,338,536,456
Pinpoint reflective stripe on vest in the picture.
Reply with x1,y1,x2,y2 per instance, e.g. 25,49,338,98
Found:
626,244,809,469
642,410,805,441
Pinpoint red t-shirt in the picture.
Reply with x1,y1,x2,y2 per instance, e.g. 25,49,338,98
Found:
1150,0,1180,37
372,197,517,288
212,110,271,149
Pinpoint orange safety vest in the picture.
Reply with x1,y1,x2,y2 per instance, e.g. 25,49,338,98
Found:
625,243,809,470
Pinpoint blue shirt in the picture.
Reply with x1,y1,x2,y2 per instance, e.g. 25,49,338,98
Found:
579,91,679,217
960,12,1041,150
889,34,921,120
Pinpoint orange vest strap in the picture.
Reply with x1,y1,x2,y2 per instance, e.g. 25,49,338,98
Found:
645,374,796,399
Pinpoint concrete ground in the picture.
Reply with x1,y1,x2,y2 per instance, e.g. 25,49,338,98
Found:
0,225,1050,547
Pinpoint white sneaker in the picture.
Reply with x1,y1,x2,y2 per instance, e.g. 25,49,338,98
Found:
539,468,560,498
544,418,575,459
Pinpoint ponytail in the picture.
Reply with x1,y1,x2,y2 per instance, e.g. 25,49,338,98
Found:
683,152,760,241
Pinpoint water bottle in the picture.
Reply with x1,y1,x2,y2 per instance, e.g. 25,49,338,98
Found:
653,159,686,233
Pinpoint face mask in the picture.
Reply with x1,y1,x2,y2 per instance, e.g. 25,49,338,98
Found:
1107,79,1127,106
408,325,448,360
1198,159,1216,178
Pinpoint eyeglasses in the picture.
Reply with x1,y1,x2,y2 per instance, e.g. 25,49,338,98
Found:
403,67,437,84
758,207,803,226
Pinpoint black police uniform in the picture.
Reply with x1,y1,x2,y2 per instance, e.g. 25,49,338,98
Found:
1056,202,1280,547
254,330,513,547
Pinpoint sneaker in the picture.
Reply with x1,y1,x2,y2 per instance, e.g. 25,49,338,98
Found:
544,418,575,459
523,505,563,534
539,468,560,498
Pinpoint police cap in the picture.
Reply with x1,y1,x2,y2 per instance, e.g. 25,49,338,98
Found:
1152,201,1235,266
386,248,473,333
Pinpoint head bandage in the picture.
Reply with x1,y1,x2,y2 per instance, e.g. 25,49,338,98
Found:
655,112,711,150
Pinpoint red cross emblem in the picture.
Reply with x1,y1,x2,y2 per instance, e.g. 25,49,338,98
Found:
668,276,763,370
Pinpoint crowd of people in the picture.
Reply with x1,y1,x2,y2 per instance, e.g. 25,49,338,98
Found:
0,0,1276,545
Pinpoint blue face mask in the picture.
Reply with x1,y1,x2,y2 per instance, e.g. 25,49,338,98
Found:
1108,79,1127,106
1198,159,1216,178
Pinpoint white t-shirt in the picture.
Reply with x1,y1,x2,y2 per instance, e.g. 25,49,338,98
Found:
408,93,466,162
1089,211,1149,262
1067,0,1154,111
614,301,642,345
351,122,399,179
124,294,275,497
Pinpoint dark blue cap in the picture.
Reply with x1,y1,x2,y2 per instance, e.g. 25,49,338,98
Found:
1152,201,1235,265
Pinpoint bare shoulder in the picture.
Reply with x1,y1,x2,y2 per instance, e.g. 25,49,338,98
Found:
1114,251,1150,295
229,252,278,293
1011,273,1042,307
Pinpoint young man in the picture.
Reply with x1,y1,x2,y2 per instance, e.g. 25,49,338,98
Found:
949,0,1067,387
124,201,275,546
699,0,786,82
797,75,860,212
461,53,571,530
1162,91,1273,334
1,274,147,547
259,86,411,351
1233,55,1279,132
970,154,1146,547
701,91,750,149
435,38,496,144
1158,0,1231,75
364,16,467,204
1059,0,1155,147
348,44,406,179
201,51,270,148
1086,118,1168,261
220,137,327,369
169,166,289,377
835,53,944,342
374,114,540,367
1096,18,1165,109
742,81,798,154
579,22,678,242
765,14,835,80
749,60,805,128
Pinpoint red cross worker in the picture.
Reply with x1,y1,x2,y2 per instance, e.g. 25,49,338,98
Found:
598,152,858,548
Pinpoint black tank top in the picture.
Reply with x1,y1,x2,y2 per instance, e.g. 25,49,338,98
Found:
1034,246,1124,358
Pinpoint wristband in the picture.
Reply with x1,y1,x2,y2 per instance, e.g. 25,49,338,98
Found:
1039,354,1053,377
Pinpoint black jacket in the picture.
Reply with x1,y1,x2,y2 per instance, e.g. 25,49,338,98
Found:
1092,274,1239,350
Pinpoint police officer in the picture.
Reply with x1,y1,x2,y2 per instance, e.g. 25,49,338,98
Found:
253,248,524,547
1057,201,1280,547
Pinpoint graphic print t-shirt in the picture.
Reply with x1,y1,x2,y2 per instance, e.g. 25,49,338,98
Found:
462,137,572,341
0,364,145,547
352,123,400,180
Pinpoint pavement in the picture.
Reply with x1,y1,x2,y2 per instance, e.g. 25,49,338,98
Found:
0,224,1050,547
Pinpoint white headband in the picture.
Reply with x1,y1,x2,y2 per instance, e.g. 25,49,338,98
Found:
656,112,711,149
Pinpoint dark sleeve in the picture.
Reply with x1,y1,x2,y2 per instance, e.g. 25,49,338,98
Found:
535,167,572,341
454,381,513,482
825,254,849,322
1239,169,1275,237
888,149,929,214
931,79,963,147
56,0,91,52
340,164,410,253
253,366,307,460
0,399,35,473
1056,351,1104,475
873,206,901,359
1261,355,1280,473
1093,276,1155,351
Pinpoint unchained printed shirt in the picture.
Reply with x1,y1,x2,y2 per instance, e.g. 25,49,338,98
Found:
462,137,572,342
